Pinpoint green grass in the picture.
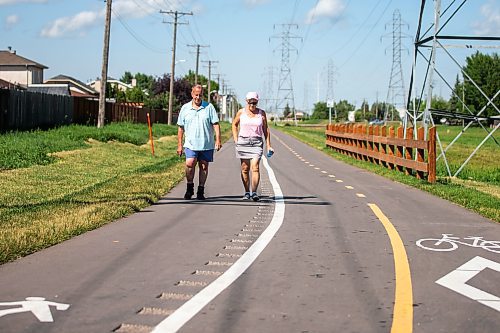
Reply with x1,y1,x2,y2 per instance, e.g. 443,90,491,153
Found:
0,122,232,264
274,124,499,223
0,123,178,170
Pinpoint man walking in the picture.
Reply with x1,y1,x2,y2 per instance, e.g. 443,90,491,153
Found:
177,84,222,200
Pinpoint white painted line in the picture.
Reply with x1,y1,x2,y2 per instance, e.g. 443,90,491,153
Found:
328,175,336,178
345,186,354,190
435,256,500,312
356,193,366,198
336,179,344,183
309,164,315,167
321,171,327,174
152,156,285,333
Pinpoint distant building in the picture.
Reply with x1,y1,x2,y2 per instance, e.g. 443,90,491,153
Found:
0,77,24,90
27,84,70,96
0,48,48,87
44,75,97,97
88,78,133,93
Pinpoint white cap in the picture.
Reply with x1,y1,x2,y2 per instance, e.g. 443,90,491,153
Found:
245,91,259,101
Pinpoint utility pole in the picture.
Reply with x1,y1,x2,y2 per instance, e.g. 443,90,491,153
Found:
201,60,218,102
187,44,208,85
160,10,192,125
98,0,112,128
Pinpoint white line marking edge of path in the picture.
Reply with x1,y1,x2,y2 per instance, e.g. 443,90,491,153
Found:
151,157,285,333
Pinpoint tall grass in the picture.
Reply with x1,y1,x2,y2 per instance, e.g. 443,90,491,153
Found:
0,123,177,170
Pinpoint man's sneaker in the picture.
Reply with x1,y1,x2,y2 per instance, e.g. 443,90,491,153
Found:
184,183,194,199
196,186,206,200
251,193,260,201
242,192,251,200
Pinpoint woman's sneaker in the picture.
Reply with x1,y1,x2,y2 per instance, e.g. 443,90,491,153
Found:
242,192,251,200
251,193,260,201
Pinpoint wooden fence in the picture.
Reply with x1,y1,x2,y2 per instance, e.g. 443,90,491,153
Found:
0,89,72,131
0,89,175,131
73,97,172,126
325,123,436,183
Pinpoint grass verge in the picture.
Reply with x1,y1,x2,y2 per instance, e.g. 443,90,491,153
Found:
274,125,499,223
0,122,232,264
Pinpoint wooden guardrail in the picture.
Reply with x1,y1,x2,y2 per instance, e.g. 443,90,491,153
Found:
325,123,436,183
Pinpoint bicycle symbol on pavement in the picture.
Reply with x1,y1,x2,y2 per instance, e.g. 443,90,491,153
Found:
416,234,500,253
0,297,70,322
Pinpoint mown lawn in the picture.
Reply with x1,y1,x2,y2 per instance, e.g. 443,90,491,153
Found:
0,122,232,264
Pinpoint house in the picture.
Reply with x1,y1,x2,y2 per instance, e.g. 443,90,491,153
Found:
27,84,70,96
88,78,133,93
0,77,24,90
0,48,48,87
44,74,98,97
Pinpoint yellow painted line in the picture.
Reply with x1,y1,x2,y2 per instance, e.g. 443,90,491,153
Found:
368,203,413,333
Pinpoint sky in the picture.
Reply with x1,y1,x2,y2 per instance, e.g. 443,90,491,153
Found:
1,0,499,114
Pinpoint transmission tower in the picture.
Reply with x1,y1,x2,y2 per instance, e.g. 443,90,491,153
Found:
270,24,302,117
383,9,409,121
261,66,276,112
326,59,337,102
407,0,500,178
303,82,310,115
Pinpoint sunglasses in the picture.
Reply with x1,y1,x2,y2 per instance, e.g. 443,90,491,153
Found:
248,101,258,105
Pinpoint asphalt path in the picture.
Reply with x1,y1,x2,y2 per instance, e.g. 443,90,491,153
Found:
0,129,499,333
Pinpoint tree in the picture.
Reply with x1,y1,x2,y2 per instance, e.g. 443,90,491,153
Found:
283,104,292,118
151,74,193,110
334,100,355,121
125,86,145,102
120,71,133,85
311,102,328,119
462,52,499,121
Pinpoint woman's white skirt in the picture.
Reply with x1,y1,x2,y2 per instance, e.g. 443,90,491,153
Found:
235,136,263,159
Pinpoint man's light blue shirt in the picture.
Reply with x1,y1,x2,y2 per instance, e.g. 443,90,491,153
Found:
177,100,219,151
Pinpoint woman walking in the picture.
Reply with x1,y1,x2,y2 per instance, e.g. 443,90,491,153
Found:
232,91,273,201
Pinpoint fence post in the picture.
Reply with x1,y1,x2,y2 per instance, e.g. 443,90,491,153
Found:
396,126,404,173
373,125,380,165
416,127,425,180
380,125,387,167
368,125,374,163
388,126,395,170
405,127,414,176
428,126,436,183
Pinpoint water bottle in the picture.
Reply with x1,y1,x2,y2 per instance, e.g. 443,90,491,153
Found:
267,149,274,158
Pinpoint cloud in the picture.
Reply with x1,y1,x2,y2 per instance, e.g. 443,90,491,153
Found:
5,14,19,28
244,0,270,6
0,0,47,5
39,0,190,38
472,2,500,35
305,0,346,25
40,10,103,38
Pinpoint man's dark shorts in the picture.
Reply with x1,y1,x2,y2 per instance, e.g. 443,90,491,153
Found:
184,148,214,162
